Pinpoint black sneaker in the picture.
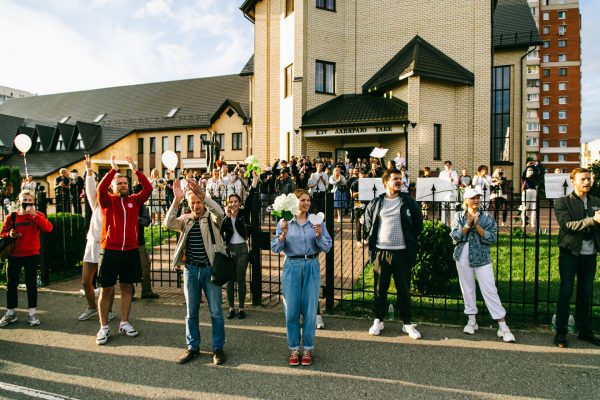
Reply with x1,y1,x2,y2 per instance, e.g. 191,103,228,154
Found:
554,333,568,348
578,332,600,346
212,349,225,365
178,349,200,364
238,310,246,320
141,292,160,299
226,309,236,319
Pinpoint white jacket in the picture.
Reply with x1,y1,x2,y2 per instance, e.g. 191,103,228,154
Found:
85,175,103,243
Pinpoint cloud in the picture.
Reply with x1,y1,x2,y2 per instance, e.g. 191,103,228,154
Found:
133,0,175,19
581,0,600,142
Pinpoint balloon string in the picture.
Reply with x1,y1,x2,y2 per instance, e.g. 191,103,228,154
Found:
23,154,29,177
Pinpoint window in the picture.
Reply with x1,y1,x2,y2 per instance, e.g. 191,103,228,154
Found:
531,7,536,16
543,97,550,105
34,135,43,151
174,136,181,152
542,68,550,77
558,111,567,119
543,41,550,48
559,67,567,76
284,64,293,98
558,154,567,162
543,55,549,62
200,134,207,155
187,135,194,153
55,134,66,151
543,154,550,162
527,93,539,102
527,79,540,88
527,50,539,60
543,83,550,91
232,132,243,150
559,140,568,147
216,133,224,150
59,116,70,123
558,40,567,48
542,111,549,120
559,82,567,90
543,26,549,35
558,11,566,19
492,66,511,162
558,96,567,104
315,60,335,94
527,110,538,119
527,65,539,74
138,138,144,154
543,140,550,148
433,124,441,160
285,0,294,17
558,25,566,35
526,137,538,147
559,125,568,134
559,54,567,62
527,122,540,131
316,0,335,11
74,133,84,150
149,137,156,153
162,136,168,152
543,125,550,134
166,107,179,118
543,12,549,20
94,113,106,123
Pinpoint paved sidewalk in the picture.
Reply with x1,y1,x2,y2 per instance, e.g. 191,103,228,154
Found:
0,290,599,400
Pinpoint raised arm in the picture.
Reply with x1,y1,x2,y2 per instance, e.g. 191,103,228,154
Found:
97,166,117,209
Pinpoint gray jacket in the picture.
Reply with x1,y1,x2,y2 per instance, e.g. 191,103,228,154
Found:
164,195,225,269
554,192,600,255
450,209,497,267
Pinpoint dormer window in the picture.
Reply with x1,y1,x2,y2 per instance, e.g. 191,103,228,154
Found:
60,116,70,123
34,135,43,151
0,138,4,147
55,134,66,151
94,113,106,122
166,107,179,118
74,133,85,150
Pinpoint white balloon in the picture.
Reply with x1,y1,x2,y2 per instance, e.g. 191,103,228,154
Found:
14,134,32,153
161,150,179,170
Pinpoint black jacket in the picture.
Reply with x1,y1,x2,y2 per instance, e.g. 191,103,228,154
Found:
363,192,423,264
555,191,600,255
220,186,256,245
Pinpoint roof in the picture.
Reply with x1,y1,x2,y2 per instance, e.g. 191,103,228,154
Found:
493,0,543,49
0,74,250,131
239,55,254,76
240,0,260,22
362,35,475,94
301,94,408,128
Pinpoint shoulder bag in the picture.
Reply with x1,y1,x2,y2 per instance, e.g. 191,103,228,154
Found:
206,218,235,286
0,212,18,259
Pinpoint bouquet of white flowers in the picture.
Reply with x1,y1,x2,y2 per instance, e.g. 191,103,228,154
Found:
244,155,262,178
271,193,299,221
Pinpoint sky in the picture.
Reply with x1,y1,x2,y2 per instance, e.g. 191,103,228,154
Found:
0,0,598,141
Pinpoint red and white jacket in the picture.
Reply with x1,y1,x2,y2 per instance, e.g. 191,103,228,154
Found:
98,169,152,251
0,211,53,257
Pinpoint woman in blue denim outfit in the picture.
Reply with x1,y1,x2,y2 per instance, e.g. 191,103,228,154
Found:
450,187,516,342
271,189,332,366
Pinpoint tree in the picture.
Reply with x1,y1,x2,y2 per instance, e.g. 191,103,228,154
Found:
10,167,21,198
589,161,600,197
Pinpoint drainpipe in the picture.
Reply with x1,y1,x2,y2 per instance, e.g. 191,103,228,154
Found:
520,47,536,176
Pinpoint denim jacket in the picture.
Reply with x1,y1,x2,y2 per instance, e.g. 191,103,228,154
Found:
450,209,497,267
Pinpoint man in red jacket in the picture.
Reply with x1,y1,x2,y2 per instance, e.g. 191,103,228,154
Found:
0,190,53,328
95,155,152,345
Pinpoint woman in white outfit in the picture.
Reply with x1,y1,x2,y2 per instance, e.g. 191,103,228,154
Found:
149,169,165,225
450,187,515,342
472,165,493,211
79,155,114,321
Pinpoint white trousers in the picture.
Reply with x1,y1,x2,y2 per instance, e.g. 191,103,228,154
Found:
521,189,537,228
456,243,506,320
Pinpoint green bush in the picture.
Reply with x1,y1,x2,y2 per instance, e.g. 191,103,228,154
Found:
43,213,86,273
412,220,457,295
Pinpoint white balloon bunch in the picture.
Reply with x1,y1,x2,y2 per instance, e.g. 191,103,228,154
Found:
271,193,299,221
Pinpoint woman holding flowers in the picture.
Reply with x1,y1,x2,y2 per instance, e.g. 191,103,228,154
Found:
271,190,332,366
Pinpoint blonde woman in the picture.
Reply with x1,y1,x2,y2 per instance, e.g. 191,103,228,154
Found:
149,169,165,225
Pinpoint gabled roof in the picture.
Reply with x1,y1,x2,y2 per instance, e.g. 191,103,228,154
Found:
493,0,543,49
239,54,254,76
74,121,101,150
362,35,474,94
301,94,408,128
211,99,250,125
240,0,260,22
34,125,56,151
0,115,24,153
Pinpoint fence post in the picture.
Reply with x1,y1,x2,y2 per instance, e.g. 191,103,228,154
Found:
325,191,335,313
40,232,50,286
250,189,263,305
533,185,541,319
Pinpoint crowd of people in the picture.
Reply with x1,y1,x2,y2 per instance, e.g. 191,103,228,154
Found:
1,153,599,369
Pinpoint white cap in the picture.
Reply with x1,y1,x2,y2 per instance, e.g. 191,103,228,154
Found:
464,187,482,199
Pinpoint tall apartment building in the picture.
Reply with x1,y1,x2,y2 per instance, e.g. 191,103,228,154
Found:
0,85,33,104
527,0,581,172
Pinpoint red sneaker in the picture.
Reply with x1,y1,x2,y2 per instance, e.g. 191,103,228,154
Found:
289,350,300,366
301,349,313,366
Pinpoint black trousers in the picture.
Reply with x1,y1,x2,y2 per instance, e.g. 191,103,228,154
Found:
373,249,412,323
7,255,40,309
556,250,597,335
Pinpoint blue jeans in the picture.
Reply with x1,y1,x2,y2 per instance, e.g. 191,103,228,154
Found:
183,264,225,351
281,257,321,351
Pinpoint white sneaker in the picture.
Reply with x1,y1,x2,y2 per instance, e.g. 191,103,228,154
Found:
78,307,98,321
497,327,516,343
119,322,139,337
402,323,421,340
368,319,384,336
28,315,41,326
96,327,110,345
316,314,325,329
463,320,479,335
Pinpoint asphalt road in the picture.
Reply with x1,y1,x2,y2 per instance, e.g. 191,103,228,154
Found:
0,290,599,400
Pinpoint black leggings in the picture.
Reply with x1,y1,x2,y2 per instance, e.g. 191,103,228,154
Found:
7,255,40,309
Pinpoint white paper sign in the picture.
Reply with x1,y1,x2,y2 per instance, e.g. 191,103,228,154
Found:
416,178,455,202
544,174,573,199
358,178,385,201
370,147,388,159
